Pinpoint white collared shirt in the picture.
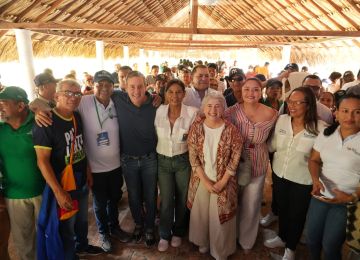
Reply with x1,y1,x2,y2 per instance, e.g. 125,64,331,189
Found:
268,115,327,185
155,104,198,157
313,127,360,198
182,86,218,108
77,95,120,173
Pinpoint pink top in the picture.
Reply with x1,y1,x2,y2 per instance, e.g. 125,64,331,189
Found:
225,103,277,177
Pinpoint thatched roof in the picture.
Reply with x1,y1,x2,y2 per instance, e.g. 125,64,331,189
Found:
0,0,359,64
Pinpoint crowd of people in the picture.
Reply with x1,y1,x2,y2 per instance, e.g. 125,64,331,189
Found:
0,60,359,260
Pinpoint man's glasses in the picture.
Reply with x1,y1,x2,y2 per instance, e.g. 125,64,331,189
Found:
58,90,82,98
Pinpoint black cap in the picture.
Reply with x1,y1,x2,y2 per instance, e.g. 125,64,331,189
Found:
34,73,58,86
284,63,299,71
155,74,167,82
266,78,283,88
228,68,245,80
94,70,115,84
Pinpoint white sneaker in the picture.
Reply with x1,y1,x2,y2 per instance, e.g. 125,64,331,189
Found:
264,235,285,249
199,246,209,253
170,236,182,247
282,248,295,260
260,212,278,227
157,239,169,252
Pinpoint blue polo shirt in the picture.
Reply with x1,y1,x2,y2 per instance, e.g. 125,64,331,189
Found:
111,91,157,156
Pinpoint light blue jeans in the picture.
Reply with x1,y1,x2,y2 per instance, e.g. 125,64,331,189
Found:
306,197,347,260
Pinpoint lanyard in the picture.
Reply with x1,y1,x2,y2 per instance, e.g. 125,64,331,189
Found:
94,97,112,130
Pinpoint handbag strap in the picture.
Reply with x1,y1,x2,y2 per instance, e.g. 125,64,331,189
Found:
69,115,77,165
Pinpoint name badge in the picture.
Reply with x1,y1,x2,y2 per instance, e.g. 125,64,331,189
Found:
97,131,110,146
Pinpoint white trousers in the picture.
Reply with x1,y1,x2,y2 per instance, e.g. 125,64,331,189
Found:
5,195,42,260
189,181,236,260
237,175,266,250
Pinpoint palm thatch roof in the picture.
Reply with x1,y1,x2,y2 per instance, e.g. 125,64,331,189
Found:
0,0,359,65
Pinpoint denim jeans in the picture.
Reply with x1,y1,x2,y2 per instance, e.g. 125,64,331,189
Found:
306,197,347,260
121,152,157,231
157,153,191,240
59,186,89,259
92,167,123,235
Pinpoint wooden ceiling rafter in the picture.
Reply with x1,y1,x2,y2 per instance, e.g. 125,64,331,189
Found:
14,0,42,23
34,0,67,22
327,0,359,29
347,0,360,14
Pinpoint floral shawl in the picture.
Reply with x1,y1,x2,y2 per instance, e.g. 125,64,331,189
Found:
187,115,242,224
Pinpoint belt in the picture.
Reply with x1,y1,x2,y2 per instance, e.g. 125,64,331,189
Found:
157,152,188,160
122,152,155,160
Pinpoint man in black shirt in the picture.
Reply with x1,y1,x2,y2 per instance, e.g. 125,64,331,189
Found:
33,79,102,259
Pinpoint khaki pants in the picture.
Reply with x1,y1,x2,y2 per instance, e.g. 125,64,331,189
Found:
189,181,236,260
0,196,10,260
5,195,42,260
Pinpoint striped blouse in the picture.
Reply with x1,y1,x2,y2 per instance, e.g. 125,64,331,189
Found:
225,103,277,177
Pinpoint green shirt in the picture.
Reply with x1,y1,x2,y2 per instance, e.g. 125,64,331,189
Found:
0,112,44,199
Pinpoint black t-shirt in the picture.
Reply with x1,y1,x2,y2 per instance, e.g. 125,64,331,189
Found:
33,111,87,196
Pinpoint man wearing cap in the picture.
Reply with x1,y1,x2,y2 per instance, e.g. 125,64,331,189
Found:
29,72,58,112
77,70,131,251
34,71,131,253
224,69,246,107
0,86,45,260
182,64,217,108
282,63,310,99
261,79,283,111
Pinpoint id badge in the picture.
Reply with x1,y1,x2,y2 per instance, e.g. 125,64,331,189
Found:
97,131,110,146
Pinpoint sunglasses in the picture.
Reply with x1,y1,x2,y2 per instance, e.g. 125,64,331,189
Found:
58,90,83,98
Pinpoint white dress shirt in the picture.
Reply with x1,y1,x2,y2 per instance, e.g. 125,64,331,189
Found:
155,104,198,157
269,115,326,185
182,86,218,108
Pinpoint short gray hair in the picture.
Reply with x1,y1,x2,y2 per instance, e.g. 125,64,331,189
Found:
200,91,226,114
56,79,81,92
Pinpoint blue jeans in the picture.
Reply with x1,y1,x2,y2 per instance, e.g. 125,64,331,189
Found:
92,167,123,235
121,152,157,231
59,186,89,259
157,153,191,240
306,197,347,260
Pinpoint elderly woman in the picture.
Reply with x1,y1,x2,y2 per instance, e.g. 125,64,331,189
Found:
154,79,198,252
187,92,242,260
265,87,327,260
307,93,360,260
225,78,277,253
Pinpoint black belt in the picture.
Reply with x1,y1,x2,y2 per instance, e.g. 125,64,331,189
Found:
157,152,188,160
122,152,155,160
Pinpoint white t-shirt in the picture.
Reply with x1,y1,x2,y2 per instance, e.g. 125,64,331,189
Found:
342,80,360,91
77,95,121,173
268,115,326,185
155,104,198,157
203,123,225,182
313,127,360,198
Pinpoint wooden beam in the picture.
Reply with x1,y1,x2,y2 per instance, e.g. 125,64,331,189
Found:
308,0,345,30
190,0,198,34
1,22,360,37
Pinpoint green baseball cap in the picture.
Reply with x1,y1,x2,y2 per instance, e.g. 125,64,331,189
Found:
0,86,29,104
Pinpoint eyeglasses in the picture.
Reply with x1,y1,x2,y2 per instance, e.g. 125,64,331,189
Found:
58,90,82,98
287,100,308,106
